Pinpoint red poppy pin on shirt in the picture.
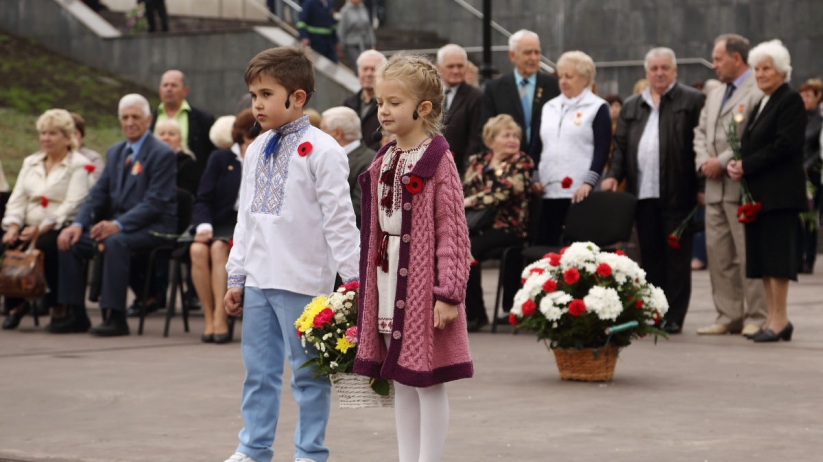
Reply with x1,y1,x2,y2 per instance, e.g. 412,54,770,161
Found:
298,142,313,157
404,174,423,194
40,196,49,208
84,164,95,174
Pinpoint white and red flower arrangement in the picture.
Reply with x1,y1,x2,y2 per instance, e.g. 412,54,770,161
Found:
295,281,390,395
510,242,669,349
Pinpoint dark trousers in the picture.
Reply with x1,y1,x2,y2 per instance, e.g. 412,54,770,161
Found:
535,198,571,246
59,230,165,311
309,34,338,63
3,229,61,311
635,199,694,326
465,228,522,321
143,0,168,32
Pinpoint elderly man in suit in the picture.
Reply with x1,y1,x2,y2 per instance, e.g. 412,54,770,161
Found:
437,44,483,178
342,50,386,151
320,106,375,229
480,29,559,162
694,34,767,337
150,70,215,186
58,94,177,336
602,48,705,334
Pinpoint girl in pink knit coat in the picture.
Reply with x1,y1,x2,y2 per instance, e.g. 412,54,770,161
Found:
354,54,473,462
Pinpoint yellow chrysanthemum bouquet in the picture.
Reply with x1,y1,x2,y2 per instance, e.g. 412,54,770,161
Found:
296,282,392,402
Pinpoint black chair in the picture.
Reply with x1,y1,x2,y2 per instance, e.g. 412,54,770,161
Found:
488,244,522,333
521,191,638,266
134,189,194,335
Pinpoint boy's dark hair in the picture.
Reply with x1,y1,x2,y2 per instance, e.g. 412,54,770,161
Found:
233,109,257,144
245,47,315,105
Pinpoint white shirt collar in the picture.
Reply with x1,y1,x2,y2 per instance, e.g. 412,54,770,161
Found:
641,82,677,109
231,142,243,163
342,139,361,155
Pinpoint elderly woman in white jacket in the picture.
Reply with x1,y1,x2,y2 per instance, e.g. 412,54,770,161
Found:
530,50,612,246
1,109,93,331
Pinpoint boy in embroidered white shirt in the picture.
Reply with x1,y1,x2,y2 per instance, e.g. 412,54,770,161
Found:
222,47,360,462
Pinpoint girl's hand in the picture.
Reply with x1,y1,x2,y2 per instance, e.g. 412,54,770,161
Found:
572,184,592,203
433,300,458,329
19,226,36,242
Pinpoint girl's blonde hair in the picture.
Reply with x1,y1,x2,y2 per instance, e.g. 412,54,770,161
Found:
376,53,445,136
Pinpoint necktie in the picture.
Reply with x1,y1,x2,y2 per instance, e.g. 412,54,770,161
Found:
124,147,133,168
519,78,531,140
721,83,736,109
443,88,452,113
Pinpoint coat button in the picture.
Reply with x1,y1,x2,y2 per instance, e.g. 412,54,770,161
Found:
396,300,405,309
401,176,410,185
399,268,408,277
403,202,411,211
393,330,402,339
402,234,410,243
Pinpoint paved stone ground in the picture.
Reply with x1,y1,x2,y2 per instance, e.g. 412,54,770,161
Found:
0,263,821,462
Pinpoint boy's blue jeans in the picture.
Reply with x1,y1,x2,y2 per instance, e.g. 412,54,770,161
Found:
236,287,331,462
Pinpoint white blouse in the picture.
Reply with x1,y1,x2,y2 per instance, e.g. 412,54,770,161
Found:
2,151,92,230
0,160,9,193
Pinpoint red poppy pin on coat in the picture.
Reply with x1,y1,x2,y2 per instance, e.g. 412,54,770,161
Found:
404,174,423,194
298,142,313,157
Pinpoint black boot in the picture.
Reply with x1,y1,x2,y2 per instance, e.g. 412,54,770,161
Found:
89,309,130,336
48,305,91,333
2,302,30,330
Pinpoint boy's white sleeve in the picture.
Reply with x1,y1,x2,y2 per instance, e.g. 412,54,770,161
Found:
226,151,251,289
312,144,361,282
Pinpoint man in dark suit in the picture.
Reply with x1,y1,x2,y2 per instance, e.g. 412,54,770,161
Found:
150,70,215,187
480,29,559,163
602,48,706,334
437,44,483,178
321,106,376,229
58,94,177,336
342,50,386,151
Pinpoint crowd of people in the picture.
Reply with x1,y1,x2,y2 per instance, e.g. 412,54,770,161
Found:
2,17,822,461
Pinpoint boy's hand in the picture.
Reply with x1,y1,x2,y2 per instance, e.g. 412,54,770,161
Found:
225,288,244,316
433,300,458,329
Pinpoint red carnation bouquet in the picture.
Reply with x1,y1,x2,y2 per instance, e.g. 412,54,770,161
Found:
725,115,762,223
511,242,669,349
667,204,699,249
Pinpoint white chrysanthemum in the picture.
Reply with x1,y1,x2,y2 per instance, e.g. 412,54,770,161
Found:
511,289,531,316
521,260,552,280
523,273,552,298
347,292,356,300
646,286,669,316
560,242,600,273
539,296,564,321
583,286,623,321
547,291,573,307
330,361,338,369
328,292,346,310
334,312,346,323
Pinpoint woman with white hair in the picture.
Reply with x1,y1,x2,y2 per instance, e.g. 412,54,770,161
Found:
155,118,199,196
530,50,611,246
1,109,93,331
727,40,807,343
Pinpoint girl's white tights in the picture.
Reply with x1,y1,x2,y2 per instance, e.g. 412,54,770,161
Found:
384,335,450,462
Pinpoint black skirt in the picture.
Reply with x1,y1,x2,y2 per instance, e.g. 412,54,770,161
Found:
745,210,799,280
212,213,238,241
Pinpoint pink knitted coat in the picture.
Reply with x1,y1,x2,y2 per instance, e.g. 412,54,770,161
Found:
354,135,473,387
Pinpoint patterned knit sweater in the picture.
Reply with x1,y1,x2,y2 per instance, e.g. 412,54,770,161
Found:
354,135,474,387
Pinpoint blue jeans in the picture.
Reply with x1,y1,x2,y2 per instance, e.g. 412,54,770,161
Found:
236,288,331,462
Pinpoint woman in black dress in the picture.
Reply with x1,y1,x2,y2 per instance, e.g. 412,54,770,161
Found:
727,40,807,343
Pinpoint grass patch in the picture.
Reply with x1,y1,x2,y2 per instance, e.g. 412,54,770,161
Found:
0,31,158,190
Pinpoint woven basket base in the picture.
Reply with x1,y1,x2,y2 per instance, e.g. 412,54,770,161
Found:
330,373,394,409
552,345,619,382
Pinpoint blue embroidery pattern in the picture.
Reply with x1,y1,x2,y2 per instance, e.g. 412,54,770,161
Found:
251,116,311,216
228,274,246,289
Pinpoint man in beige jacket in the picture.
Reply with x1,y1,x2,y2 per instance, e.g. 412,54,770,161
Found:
693,33,767,336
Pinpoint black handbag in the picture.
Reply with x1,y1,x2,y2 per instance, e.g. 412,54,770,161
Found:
465,208,496,234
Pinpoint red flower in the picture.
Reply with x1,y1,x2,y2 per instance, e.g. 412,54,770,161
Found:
568,299,586,316
520,277,526,285
561,176,573,189
405,174,423,194
297,141,313,157
546,252,561,267
522,299,536,317
615,250,626,256
529,267,544,275
560,246,569,255
563,267,580,285
84,164,96,174
312,307,334,328
297,328,303,337
635,300,643,309
737,202,762,223
509,312,518,326
341,281,359,291
40,196,48,208
667,234,680,249
596,263,612,278
228,239,234,250
470,259,479,268
542,279,557,293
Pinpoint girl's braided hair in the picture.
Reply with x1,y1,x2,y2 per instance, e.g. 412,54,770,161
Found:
376,53,445,136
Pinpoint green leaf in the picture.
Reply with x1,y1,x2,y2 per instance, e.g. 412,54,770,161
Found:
370,378,391,396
